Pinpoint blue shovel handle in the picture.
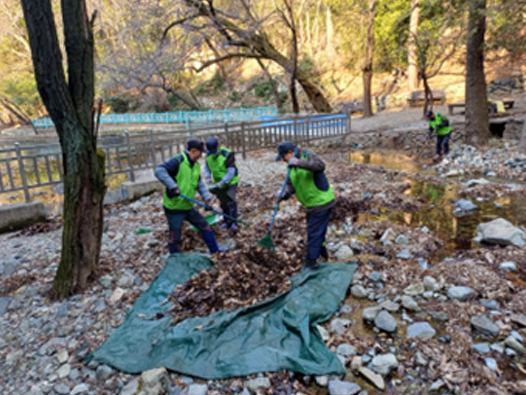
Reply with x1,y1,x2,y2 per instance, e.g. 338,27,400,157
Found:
268,147,298,233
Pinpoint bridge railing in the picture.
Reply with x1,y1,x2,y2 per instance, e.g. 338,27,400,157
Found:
31,107,278,129
1,112,350,203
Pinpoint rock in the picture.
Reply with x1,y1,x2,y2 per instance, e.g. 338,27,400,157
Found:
447,286,474,301
109,287,125,304
401,295,420,312
510,331,523,343
371,353,399,376
359,367,385,390
444,170,460,177
380,228,397,244
467,178,490,187
368,271,382,282
420,226,430,234
490,343,505,354
429,379,446,393
472,343,490,354
423,276,440,292
53,383,70,395
471,315,500,338
141,367,170,394
350,356,362,371
374,311,397,333
340,304,353,314
481,299,500,310
0,297,13,316
121,378,140,395
95,364,114,380
336,344,357,357
351,285,368,299
407,322,436,339
395,234,409,245
98,275,113,289
335,246,354,261
57,363,71,379
330,318,352,335
500,262,517,272
379,300,399,312
396,249,411,260
315,376,329,387
511,314,526,327
429,311,449,322
55,349,69,364
403,283,425,296
453,199,478,215
415,351,427,366
484,358,498,371
71,384,89,395
245,377,271,391
328,380,361,395
187,384,209,395
363,306,382,322
316,325,330,341
504,336,526,354
475,218,526,248
117,273,135,288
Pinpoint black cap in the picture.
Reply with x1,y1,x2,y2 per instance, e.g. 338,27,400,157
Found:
426,110,434,120
187,138,204,152
206,136,219,154
275,141,296,161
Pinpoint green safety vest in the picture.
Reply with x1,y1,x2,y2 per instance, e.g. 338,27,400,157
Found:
429,113,452,136
205,147,239,186
163,152,201,211
290,151,335,209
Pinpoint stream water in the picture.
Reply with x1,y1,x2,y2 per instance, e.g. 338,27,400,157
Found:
349,149,526,256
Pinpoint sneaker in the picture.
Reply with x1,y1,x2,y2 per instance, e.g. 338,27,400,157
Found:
320,246,329,260
300,263,319,273
230,223,238,233
220,222,229,230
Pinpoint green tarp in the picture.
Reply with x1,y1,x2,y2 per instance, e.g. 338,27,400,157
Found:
88,253,356,379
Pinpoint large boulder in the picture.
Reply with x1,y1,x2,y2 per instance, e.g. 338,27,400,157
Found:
474,218,526,248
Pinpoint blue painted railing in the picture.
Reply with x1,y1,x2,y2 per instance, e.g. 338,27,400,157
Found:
32,106,278,129
261,113,347,130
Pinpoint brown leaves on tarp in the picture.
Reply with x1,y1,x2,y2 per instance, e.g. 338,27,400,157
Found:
168,216,306,326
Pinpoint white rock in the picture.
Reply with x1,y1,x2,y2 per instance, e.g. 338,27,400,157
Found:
109,287,125,304
475,218,526,248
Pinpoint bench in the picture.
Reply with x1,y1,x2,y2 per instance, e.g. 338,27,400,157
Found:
448,100,515,116
408,89,446,107
342,101,365,114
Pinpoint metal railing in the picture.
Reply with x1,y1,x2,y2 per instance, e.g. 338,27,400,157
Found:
0,112,351,203
32,106,278,129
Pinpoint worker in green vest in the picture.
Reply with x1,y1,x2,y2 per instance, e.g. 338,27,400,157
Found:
275,141,336,271
154,138,227,254
426,110,452,161
204,136,240,232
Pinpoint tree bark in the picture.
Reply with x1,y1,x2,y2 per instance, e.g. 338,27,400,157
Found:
362,0,376,118
465,0,490,147
519,119,526,154
21,0,106,298
422,75,433,117
408,0,419,92
256,58,284,113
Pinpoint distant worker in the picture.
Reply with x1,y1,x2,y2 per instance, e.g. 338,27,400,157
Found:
275,141,335,272
154,138,227,254
204,137,239,233
426,110,452,161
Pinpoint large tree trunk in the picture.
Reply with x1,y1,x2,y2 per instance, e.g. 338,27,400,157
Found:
361,0,376,117
422,76,433,117
518,119,526,154
21,0,106,298
465,0,490,147
408,0,419,92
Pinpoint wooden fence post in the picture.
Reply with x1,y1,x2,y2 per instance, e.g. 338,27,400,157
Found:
125,130,135,182
241,122,247,159
15,142,31,202
149,128,157,168
224,122,229,147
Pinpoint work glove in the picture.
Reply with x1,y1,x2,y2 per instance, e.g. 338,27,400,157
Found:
216,181,225,189
205,177,213,185
275,192,289,205
204,200,214,211
288,157,300,167
167,186,180,199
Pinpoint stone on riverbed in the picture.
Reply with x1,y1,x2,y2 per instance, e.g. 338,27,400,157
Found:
447,286,474,301
374,311,397,333
474,218,526,248
471,315,500,338
371,353,399,376
407,322,436,339
328,380,362,395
